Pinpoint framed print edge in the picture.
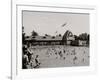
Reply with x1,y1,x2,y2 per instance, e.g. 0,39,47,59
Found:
11,1,97,80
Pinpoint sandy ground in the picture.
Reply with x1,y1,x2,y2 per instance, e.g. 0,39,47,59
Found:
27,45,89,69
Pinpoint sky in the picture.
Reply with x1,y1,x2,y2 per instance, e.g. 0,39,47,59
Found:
23,11,89,36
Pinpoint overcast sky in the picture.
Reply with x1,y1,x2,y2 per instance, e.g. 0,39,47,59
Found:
23,11,89,36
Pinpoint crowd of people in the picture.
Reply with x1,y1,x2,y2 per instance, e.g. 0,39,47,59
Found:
22,45,89,69
22,45,41,69
45,46,79,62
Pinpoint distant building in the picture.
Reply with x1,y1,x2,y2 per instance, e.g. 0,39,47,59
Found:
25,35,75,46
24,30,76,46
78,40,87,46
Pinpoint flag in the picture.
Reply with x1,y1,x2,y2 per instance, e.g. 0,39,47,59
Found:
61,22,67,27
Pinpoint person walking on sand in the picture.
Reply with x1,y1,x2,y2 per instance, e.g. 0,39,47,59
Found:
27,47,33,63
73,56,77,64
34,55,41,68
23,52,29,69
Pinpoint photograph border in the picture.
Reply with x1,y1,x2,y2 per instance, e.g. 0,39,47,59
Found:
11,1,97,80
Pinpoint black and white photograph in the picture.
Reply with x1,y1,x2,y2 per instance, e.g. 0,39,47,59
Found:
22,10,90,69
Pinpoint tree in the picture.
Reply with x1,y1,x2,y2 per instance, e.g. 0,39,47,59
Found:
87,34,89,41
22,26,25,44
44,34,51,37
78,33,88,40
31,30,38,37
45,34,49,36
78,33,90,46
58,34,62,37
52,36,55,39
87,34,90,45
